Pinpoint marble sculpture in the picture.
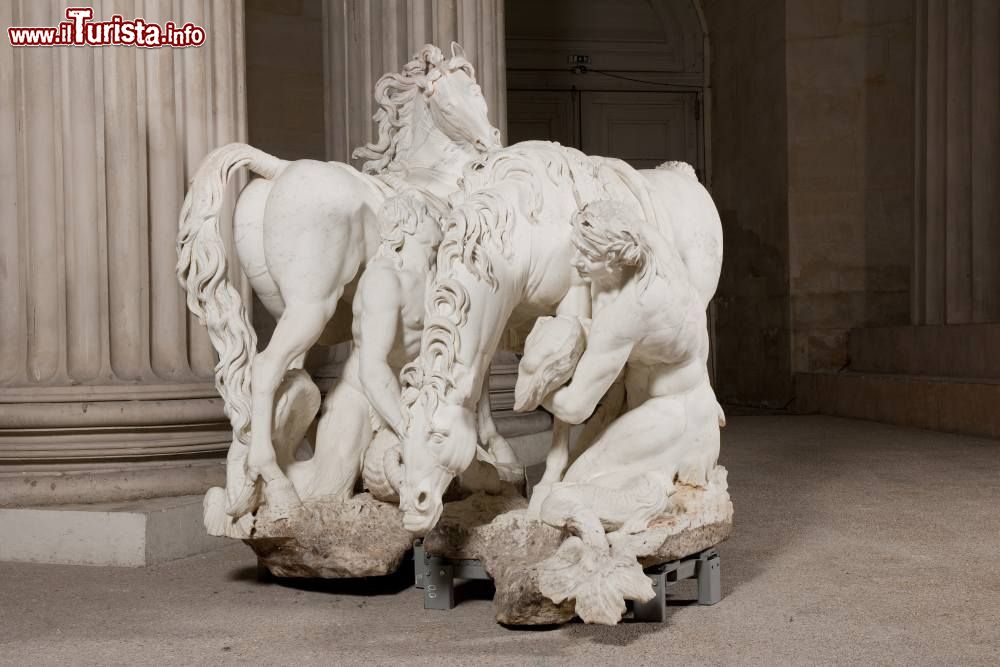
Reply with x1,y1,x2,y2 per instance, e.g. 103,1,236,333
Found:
177,43,732,625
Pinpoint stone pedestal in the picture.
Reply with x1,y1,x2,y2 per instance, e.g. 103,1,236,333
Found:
0,2,245,519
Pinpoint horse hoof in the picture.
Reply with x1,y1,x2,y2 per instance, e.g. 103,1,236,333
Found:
263,478,302,518
226,477,263,518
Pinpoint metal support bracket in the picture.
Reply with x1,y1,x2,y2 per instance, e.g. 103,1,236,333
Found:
413,540,427,589
633,547,722,622
420,546,722,619
421,552,491,611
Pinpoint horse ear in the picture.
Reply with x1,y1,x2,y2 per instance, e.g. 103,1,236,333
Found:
451,42,466,60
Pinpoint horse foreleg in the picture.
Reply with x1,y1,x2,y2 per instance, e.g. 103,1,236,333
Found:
475,378,523,482
527,418,571,518
235,298,338,518
288,351,373,502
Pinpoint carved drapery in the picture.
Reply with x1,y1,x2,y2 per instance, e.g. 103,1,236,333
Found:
0,0,245,505
913,0,1000,324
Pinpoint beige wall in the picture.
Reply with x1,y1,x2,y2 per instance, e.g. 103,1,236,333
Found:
705,0,919,406
787,0,914,373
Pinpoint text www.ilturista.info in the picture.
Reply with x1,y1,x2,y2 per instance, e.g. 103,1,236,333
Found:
8,7,205,48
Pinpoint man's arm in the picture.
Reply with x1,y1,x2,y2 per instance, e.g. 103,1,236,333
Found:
355,265,405,436
542,311,633,425
556,281,592,319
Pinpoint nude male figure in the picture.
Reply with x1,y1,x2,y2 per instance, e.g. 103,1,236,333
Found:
518,200,723,545
290,191,520,501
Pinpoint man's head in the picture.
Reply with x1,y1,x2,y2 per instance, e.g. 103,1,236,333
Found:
570,200,650,283
377,191,445,266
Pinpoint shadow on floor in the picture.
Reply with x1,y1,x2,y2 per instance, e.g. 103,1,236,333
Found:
229,559,416,596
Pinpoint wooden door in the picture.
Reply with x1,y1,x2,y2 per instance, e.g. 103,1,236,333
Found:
507,89,701,176
580,91,700,173
506,90,579,147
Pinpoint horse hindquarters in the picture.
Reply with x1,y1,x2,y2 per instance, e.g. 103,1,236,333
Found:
232,161,382,515
262,160,380,305
639,167,723,308
234,177,284,320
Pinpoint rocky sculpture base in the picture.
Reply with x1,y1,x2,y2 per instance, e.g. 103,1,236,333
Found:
225,466,730,627
423,466,733,625
247,493,414,578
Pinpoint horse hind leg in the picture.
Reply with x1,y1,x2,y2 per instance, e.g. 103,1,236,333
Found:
230,298,338,518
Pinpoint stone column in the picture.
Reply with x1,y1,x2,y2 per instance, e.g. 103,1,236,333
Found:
913,0,1000,324
0,0,245,506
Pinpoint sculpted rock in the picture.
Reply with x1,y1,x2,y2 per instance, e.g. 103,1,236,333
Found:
423,469,732,625
538,537,655,625
423,494,575,625
248,493,413,579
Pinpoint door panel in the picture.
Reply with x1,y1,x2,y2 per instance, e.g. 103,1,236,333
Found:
506,90,579,148
580,91,699,172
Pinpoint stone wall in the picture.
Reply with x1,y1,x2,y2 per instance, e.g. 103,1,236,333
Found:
703,0,792,409
705,0,917,407
786,0,914,373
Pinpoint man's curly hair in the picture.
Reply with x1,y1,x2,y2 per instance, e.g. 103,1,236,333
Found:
376,190,445,268
571,200,656,292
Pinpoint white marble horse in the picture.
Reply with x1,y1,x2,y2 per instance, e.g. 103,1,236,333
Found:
177,43,501,525
396,142,723,535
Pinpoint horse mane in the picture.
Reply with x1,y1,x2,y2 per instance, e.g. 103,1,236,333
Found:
353,45,474,174
400,144,582,426
400,277,470,432
404,143,658,423
438,143,571,289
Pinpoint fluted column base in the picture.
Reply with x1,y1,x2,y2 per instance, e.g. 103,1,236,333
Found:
0,383,228,507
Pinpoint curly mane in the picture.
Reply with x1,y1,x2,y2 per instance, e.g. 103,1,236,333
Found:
352,45,474,174
438,144,571,289
399,277,471,429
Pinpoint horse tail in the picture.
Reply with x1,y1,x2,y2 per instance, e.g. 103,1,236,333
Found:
177,143,288,516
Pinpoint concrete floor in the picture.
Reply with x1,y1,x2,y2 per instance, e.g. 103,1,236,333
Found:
2,416,999,666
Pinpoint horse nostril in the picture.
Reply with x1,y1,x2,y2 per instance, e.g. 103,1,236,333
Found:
416,491,428,508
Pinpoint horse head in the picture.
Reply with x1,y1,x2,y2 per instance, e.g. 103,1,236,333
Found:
354,43,501,174
420,42,501,153
397,379,478,535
